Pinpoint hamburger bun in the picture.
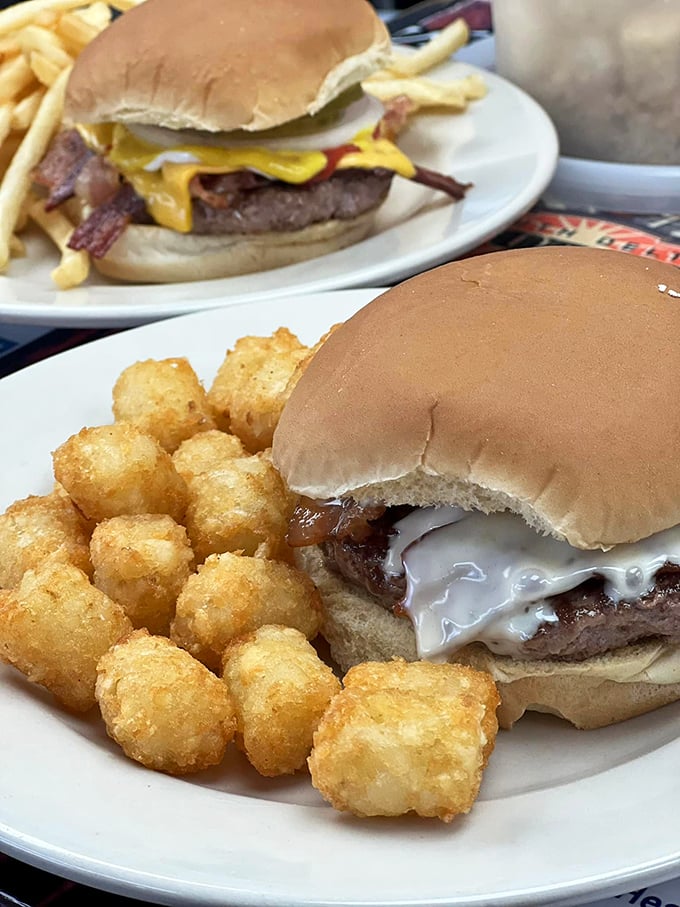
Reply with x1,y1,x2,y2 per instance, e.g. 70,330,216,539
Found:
65,0,391,132
90,213,376,284
273,247,680,550
271,246,680,728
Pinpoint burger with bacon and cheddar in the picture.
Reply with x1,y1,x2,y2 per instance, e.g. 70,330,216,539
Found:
272,246,680,730
32,0,468,283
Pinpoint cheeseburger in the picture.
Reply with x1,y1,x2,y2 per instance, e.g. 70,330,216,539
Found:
32,0,468,283
271,246,680,730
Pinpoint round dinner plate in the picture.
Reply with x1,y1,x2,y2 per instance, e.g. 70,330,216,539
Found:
0,59,557,328
2,292,679,907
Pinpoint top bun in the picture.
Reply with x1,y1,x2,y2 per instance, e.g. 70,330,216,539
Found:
272,247,680,550
65,0,390,132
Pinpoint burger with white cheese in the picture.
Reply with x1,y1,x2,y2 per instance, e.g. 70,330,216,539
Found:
271,246,680,729
32,0,469,283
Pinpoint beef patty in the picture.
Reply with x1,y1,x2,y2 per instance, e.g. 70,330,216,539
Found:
317,506,680,663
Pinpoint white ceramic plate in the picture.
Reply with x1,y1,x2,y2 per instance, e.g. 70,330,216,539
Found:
2,293,679,907
0,60,557,328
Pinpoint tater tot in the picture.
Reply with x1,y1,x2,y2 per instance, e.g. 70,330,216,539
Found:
222,625,340,776
112,358,216,453
90,514,195,635
52,423,187,523
0,488,93,588
0,559,133,712
207,328,309,452
172,429,246,487
183,452,291,563
96,629,236,774
171,552,322,671
308,660,500,822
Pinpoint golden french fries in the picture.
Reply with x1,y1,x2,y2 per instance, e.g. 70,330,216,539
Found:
0,64,70,271
0,0,145,286
365,73,487,110
382,18,470,79
28,195,90,289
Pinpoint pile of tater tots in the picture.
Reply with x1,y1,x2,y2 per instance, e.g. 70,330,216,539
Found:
0,326,499,823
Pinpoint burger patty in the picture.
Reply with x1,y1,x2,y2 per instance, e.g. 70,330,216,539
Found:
320,511,680,663
191,169,394,234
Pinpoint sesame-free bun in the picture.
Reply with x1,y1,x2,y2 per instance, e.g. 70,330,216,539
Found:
65,0,390,132
297,545,680,730
89,213,377,283
272,247,680,550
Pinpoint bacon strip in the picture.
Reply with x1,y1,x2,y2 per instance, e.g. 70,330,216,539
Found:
373,95,418,142
189,170,270,208
68,183,148,259
411,164,471,200
32,129,94,210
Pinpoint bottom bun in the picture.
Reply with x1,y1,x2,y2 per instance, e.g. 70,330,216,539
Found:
92,213,377,284
296,546,680,730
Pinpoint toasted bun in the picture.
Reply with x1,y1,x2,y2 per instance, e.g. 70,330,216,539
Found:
297,545,680,729
89,214,377,284
65,0,390,132
272,247,680,550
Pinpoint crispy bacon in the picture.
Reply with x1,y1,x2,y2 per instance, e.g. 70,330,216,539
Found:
32,128,94,210
189,170,270,208
411,164,471,200
74,155,120,208
68,183,148,259
373,94,418,142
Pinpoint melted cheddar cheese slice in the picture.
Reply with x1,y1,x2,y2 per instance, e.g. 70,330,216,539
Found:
77,123,416,233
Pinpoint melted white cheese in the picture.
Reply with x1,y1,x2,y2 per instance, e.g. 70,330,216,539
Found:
386,508,680,659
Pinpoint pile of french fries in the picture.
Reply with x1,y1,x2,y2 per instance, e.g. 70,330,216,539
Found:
363,18,487,112
0,0,143,289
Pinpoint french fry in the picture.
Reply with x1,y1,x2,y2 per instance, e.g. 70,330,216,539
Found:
0,0,104,36
0,64,71,271
56,12,100,53
28,197,90,289
9,233,25,256
364,73,486,110
11,86,45,131
72,1,112,30
381,18,470,78
108,0,146,9
0,36,21,56
0,54,34,104
0,102,12,144
29,50,62,86
17,24,72,68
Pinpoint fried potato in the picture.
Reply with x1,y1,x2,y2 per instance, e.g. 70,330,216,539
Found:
207,328,309,452
96,629,236,775
52,423,188,523
27,197,89,289
171,552,322,671
183,452,291,563
0,487,93,588
112,358,216,453
222,625,340,776
0,64,71,271
172,429,247,486
0,559,132,712
364,73,486,110
308,659,500,821
90,514,195,636
380,18,470,78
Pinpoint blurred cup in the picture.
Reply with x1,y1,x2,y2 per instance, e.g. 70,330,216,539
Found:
493,0,680,165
